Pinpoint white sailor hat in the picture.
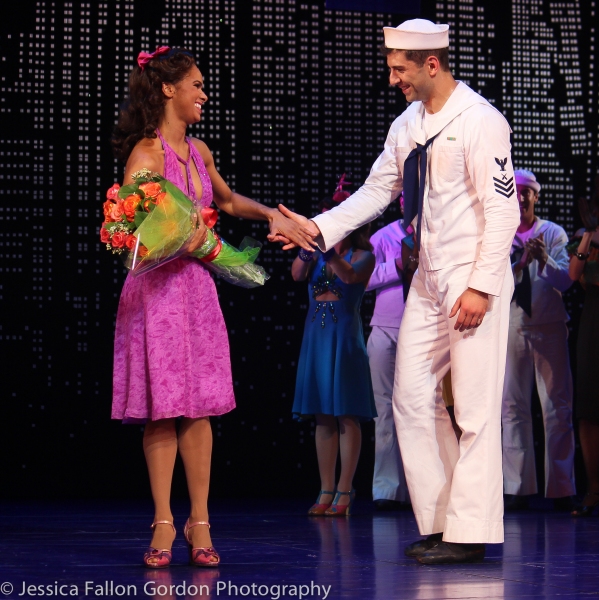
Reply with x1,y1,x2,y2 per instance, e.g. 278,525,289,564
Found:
514,169,541,193
383,18,449,51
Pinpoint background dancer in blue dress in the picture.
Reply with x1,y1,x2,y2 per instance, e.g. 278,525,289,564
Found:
291,189,376,517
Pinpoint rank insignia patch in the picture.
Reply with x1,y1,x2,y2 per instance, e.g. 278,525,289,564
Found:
493,156,514,197
495,157,508,171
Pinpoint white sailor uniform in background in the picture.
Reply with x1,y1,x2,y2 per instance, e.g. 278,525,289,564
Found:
502,218,576,499
366,220,409,504
313,81,520,544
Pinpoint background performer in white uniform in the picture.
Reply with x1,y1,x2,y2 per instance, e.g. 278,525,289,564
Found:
273,18,520,564
366,208,410,511
502,169,576,511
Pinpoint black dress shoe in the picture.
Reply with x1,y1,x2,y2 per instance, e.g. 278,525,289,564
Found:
404,532,443,557
504,494,529,511
374,499,407,512
417,541,485,565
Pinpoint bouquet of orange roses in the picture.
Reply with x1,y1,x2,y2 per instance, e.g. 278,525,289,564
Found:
100,169,269,287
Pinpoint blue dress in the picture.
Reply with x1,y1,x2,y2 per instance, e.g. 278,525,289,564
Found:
292,250,377,420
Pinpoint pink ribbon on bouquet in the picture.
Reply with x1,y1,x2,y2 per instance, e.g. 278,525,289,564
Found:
137,46,171,71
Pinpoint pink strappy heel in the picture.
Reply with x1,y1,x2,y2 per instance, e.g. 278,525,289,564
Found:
143,520,176,568
183,519,220,567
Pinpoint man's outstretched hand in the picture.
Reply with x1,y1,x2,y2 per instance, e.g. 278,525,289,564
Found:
449,288,489,332
267,204,320,251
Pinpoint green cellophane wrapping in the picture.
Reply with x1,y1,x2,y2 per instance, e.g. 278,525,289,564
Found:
192,237,270,289
125,179,201,275
124,174,269,287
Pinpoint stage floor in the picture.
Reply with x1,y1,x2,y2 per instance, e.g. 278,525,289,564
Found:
1,499,598,599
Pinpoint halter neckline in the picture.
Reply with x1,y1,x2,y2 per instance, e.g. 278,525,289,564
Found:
156,128,191,165
156,128,197,197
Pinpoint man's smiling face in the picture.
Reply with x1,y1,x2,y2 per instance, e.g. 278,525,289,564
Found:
387,50,433,103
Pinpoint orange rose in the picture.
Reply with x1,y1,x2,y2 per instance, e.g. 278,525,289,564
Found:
100,227,111,243
103,200,115,222
143,199,152,212
139,182,162,198
123,194,142,222
153,191,167,205
106,183,121,201
109,199,125,222
138,245,149,257
111,231,126,248
125,234,137,250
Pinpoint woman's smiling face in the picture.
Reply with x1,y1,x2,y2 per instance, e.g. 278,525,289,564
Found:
170,65,208,125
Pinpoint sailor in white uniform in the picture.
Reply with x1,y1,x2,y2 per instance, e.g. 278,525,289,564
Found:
366,213,410,510
276,18,520,564
502,169,576,509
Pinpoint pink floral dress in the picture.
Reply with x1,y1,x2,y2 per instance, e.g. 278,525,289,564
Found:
111,132,235,422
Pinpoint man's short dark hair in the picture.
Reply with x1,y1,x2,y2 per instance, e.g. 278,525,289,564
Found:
380,45,450,72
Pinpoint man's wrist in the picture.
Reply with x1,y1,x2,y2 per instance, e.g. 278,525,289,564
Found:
467,287,489,299
307,218,322,238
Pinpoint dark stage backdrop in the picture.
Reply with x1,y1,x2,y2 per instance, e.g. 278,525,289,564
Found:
1,0,597,500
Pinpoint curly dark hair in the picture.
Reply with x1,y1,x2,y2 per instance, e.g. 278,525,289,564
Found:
112,48,197,163
349,223,373,252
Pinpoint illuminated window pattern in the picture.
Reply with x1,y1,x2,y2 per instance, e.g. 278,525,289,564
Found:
0,1,597,494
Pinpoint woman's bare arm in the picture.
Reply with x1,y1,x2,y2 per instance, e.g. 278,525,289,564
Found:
569,229,593,281
327,250,376,285
291,252,316,281
192,139,316,250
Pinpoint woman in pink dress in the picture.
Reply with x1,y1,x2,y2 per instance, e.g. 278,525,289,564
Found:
111,47,308,568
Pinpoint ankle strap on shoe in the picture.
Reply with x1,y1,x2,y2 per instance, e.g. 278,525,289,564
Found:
151,520,176,533
186,520,210,530
184,519,210,543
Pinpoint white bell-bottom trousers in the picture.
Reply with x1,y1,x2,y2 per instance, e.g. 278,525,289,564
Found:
393,261,512,544
367,325,409,502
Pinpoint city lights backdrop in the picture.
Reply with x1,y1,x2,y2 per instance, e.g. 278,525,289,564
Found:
1,0,597,499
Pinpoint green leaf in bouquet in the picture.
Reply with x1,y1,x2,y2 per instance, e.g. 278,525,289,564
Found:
118,183,144,199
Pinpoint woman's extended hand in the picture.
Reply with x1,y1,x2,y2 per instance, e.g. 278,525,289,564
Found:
267,205,320,251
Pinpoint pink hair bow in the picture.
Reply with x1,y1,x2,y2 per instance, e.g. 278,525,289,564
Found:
332,173,352,203
137,46,171,71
